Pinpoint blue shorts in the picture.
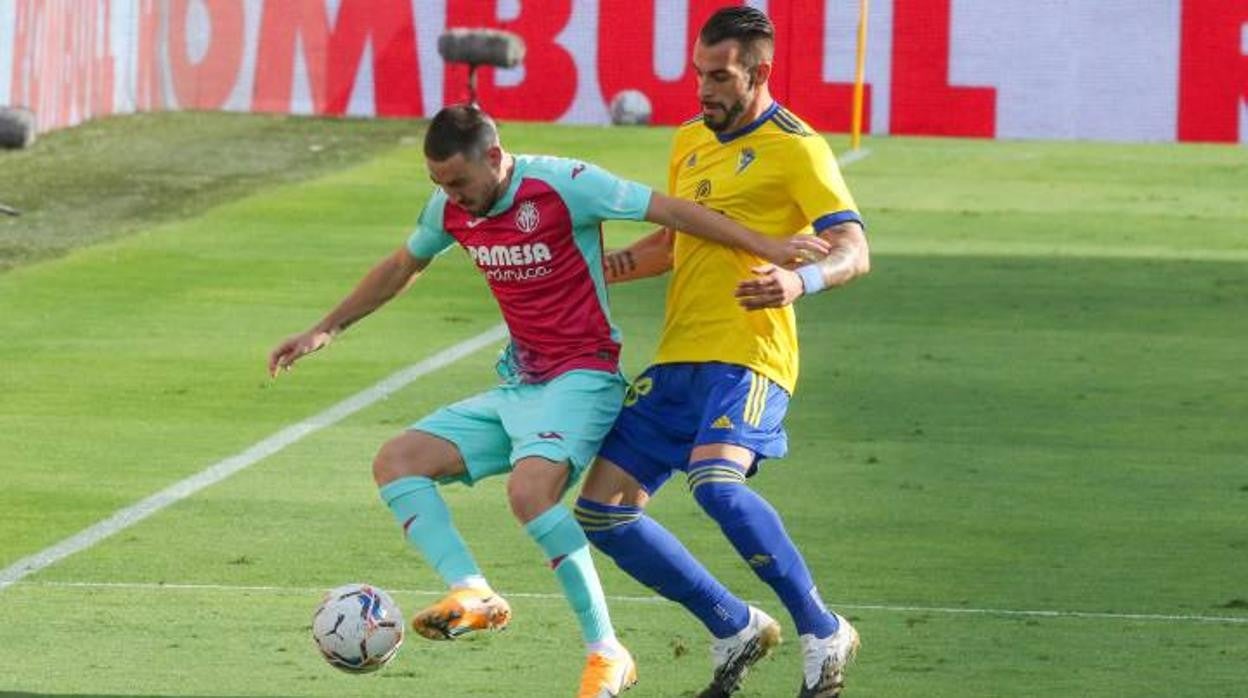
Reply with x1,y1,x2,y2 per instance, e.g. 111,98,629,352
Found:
411,369,627,486
598,362,790,494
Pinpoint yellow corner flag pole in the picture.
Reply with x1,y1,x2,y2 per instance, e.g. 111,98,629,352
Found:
850,0,870,151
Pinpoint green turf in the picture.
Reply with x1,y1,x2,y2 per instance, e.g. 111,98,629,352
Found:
0,112,422,271
1,117,1245,696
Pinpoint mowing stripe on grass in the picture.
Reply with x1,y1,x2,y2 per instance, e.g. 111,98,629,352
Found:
21,580,1248,625
0,324,509,591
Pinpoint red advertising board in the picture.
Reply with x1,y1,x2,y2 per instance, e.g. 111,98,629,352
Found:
2,0,1244,143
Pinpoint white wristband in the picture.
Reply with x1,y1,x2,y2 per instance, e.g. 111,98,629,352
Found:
796,264,826,295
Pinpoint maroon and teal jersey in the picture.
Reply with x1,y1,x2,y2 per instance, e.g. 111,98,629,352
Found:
407,155,653,384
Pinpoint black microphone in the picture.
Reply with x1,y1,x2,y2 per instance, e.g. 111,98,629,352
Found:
437,28,526,108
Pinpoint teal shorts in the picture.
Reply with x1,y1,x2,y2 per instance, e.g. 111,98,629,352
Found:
410,369,627,486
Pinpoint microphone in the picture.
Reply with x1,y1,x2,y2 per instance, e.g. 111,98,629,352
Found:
437,28,526,108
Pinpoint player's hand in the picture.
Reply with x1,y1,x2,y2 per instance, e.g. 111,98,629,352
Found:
735,264,806,310
757,234,831,268
267,330,332,378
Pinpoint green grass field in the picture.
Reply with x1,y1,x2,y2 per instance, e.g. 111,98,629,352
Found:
1,115,1245,697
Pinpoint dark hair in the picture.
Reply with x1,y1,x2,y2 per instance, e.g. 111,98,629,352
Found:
699,6,775,68
424,104,499,161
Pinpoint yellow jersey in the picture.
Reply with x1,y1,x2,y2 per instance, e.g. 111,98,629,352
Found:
654,103,862,394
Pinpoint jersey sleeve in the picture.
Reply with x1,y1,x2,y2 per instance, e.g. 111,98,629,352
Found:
405,190,455,259
788,137,865,233
555,160,654,227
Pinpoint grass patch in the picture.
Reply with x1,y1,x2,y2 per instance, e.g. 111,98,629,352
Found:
0,112,423,270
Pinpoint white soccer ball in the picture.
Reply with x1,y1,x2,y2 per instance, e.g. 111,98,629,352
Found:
311,584,405,673
609,89,652,126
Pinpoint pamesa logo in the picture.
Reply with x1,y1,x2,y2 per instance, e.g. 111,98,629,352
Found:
467,242,552,267
467,242,555,283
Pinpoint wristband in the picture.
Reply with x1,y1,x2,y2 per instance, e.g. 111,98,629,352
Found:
795,264,826,295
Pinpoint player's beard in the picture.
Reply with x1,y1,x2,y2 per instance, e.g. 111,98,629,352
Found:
701,97,747,133
466,157,513,216
464,177,506,216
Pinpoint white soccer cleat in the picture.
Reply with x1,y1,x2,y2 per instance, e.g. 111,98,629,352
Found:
797,614,860,698
697,606,783,697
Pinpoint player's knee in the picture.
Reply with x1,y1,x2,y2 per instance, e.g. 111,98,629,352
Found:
506,457,570,522
688,461,753,522
372,434,443,486
372,439,405,486
692,479,750,521
506,474,558,523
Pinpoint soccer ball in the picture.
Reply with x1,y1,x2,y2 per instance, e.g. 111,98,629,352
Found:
609,89,652,126
311,584,405,673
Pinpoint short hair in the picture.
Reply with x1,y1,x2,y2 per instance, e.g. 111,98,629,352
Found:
424,104,499,162
699,6,775,68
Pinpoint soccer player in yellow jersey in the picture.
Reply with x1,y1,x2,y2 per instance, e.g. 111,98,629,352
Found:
575,7,869,698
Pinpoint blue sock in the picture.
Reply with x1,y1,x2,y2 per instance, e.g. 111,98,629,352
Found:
379,476,482,587
524,504,614,645
688,459,839,639
576,497,751,639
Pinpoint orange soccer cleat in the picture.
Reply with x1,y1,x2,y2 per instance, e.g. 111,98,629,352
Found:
576,645,638,698
410,587,512,641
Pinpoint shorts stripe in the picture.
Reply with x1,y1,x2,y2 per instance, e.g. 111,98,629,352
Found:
744,374,758,426
745,374,768,427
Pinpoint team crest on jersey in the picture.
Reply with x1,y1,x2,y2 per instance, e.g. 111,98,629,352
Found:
736,147,756,175
515,200,540,233
694,178,712,201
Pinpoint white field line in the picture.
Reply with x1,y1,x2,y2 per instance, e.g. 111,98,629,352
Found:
20,580,1248,626
0,148,873,592
838,147,872,167
0,324,509,591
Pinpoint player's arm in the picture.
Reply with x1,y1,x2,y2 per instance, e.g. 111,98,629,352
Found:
734,221,868,310
559,159,823,271
735,135,870,310
809,220,870,286
644,193,830,267
268,247,429,377
603,228,674,284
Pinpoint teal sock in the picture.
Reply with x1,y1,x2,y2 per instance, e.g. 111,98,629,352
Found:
379,476,482,587
525,504,615,644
